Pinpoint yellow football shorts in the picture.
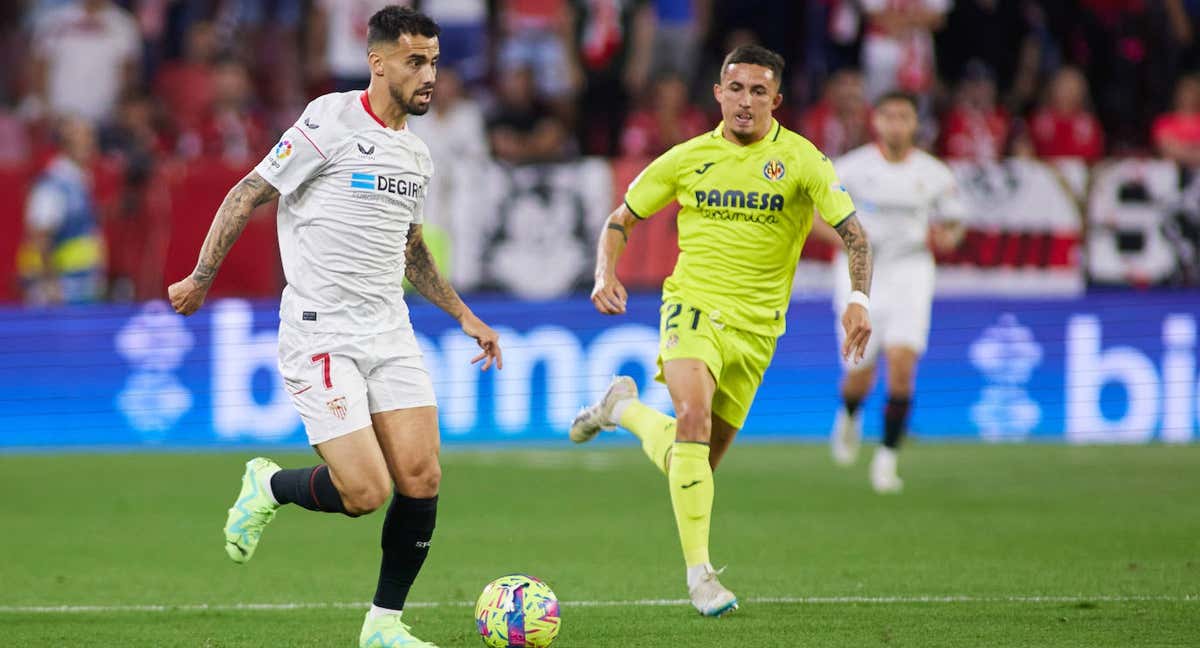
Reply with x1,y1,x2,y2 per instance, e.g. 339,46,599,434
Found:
654,298,778,429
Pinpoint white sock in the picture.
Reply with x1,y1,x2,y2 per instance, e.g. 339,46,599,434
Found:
261,467,281,506
368,604,402,620
609,398,634,426
686,562,715,590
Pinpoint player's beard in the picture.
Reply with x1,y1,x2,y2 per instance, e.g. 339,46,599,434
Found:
392,83,433,116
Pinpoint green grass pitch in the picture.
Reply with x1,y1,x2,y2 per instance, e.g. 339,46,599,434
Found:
2,444,1197,646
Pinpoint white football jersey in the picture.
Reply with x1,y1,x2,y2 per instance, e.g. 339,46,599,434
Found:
256,91,433,334
835,144,966,264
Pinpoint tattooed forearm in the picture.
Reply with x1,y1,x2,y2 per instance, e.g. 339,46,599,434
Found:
405,224,467,319
835,214,873,295
192,171,279,286
596,204,639,279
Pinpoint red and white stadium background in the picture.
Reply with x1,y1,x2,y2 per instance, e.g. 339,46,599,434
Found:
0,155,1192,299
0,156,1198,449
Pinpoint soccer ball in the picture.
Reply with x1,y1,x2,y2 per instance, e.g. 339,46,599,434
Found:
474,574,561,647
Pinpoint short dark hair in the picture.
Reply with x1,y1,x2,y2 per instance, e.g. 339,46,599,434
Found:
721,45,785,84
875,90,919,111
367,5,440,47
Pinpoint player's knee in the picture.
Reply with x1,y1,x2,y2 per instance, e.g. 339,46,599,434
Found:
887,363,917,395
674,402,712,442
395,456,441,499
341,477,392,516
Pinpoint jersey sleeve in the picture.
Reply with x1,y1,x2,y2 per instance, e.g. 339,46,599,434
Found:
832,153,861,198
932,162,968,223
255,116,333,196
623,145,682,219
806,149,857,227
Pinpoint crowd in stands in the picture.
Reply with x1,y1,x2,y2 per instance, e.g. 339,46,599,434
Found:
3,0,1200,304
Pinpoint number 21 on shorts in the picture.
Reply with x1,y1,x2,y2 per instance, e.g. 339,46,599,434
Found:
664,303,702,331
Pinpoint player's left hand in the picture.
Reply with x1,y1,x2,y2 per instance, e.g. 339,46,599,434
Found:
930,223,964,253
461,313,503,371
841,303,872,363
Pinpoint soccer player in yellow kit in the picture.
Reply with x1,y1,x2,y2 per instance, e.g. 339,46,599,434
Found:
570,45,874,616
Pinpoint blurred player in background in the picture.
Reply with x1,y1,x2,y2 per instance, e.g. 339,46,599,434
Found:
571,46,874,616
826,90,966,493
168,7,502,647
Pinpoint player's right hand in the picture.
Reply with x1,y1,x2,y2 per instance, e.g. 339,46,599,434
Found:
591,274,628,315
168,275,209,316
841,303,872,363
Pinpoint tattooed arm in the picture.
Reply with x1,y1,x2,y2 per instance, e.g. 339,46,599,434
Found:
168,171,279,315
591,202,640,315
835,213,873,295
835,213,873,362
405,223,467,318
406,224,503,370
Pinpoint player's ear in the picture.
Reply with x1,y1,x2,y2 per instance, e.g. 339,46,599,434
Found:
712,82,722,104
368,49,385,77
772,91,783,110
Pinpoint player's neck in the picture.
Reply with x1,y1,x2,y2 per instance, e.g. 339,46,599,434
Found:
365,85,409,131
877,142,913,163
721,120,772,146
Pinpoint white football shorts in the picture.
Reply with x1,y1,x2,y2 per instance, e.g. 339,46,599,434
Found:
833,253,935,370
277,321,437,445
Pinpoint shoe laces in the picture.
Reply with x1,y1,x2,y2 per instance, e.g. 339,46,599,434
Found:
692,566,729,593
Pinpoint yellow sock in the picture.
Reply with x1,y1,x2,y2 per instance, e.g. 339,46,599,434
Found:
618,400,676,474
667,442,713,568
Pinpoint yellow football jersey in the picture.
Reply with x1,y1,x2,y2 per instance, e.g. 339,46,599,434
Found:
624,120,855,336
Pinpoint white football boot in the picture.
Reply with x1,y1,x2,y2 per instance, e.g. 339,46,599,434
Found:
689,567,739,617
569,375,638,443
870,446,904,494
830,408,862,466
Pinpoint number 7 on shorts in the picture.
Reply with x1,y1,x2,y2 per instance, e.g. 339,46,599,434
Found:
311,352,333,389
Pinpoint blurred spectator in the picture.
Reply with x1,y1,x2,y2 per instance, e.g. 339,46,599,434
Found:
620,73,707,157
408,68,488,284
227,0,305,129
28,0,141,124
704,1,803,79
649,0,709,82
0,2,26,107
1073,0,1179,152
409,69,488,166
498,0,576,101
937,0,1040,111
0,104,31,165
487,66,570,164
179,58,268,164
424,0,489,84
1152,74,1200,168
1165,0,1200,71
99,91,168,301
859,0,949,101
100,91,162,182
800,68,870,158
570,0,655,155
1028,66,1104,162
306,0,395,93
940,61,1012,161
154,21,218,134
19,116,105,304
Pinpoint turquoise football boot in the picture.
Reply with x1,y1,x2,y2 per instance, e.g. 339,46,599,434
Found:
223,457,281,563
360,612,439,647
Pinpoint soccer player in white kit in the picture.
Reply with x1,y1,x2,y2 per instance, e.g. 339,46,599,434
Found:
827,91,966,493
168,8,501,647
